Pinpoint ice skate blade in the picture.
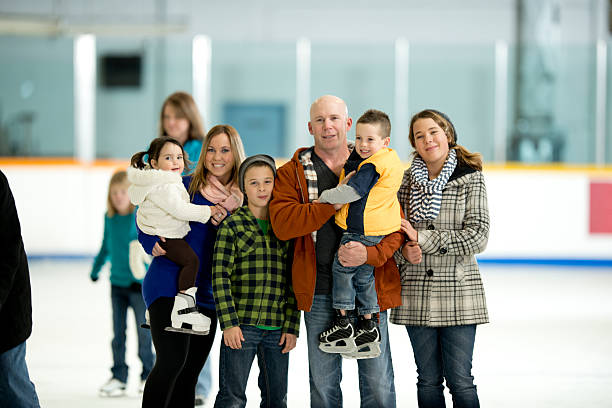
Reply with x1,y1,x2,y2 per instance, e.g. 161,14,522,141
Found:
98,389,126,398
164,326,210,336
340,342,381,359
318,339,357,354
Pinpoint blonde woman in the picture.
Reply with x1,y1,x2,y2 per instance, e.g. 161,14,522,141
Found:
139,125,245,408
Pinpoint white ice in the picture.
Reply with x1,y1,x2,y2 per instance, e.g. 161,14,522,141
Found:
25,261,612,407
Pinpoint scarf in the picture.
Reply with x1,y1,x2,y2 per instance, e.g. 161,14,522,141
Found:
409,149,457,223
199,174,243,212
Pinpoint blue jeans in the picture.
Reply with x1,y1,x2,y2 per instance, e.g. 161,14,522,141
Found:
333,233,383,315
214,325,289,408
304,294,396,408
195,356,212,397
110,284,155,382
0,341,40,408
406,325,479,408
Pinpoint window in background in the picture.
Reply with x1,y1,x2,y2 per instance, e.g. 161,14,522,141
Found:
210,42,296,157
0,36,74,157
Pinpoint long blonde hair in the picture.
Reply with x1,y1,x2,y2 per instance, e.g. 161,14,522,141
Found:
408,109,482,171
106,170,135,217
159,91,205,142
188,124,246,195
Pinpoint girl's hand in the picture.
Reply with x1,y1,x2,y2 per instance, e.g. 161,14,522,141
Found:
402,241,422,264
223,326,244,349
279,333,297,354
400,218,418,242
152,237,167,257
210,205,228,226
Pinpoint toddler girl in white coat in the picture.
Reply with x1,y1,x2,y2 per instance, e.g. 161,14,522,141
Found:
128,136,219,335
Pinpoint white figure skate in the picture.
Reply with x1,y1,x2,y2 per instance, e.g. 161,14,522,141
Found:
164,287,211,335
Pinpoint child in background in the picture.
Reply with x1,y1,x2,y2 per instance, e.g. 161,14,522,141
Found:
317,109,403,359
128,136,221,336
90,170,154,397
212,155,300,408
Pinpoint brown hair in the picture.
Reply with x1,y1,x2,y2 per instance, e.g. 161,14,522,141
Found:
106,170,135,217
130,136,191,171
159,91,205,142
188,124,246,195
356,109,391,139
408,109,482,171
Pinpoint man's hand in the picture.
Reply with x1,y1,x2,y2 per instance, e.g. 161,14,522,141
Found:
402,241,422,264
337,241,367,267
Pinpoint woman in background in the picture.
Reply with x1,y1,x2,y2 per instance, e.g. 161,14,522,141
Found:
159,91,205,175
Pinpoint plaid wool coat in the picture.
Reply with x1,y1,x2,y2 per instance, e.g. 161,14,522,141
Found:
390,165,490,327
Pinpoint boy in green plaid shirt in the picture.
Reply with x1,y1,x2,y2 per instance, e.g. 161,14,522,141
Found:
212,154,300,408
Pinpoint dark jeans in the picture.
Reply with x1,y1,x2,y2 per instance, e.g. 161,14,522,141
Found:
110,284,154,382
143,296,217,408
0,341,40,408
406,325,480,408
214,325,289,408
159,238,199,291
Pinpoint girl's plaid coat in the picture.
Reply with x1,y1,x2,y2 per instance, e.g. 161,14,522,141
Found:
390,165,490,327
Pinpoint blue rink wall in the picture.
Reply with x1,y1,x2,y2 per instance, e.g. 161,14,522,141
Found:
3,161,612,266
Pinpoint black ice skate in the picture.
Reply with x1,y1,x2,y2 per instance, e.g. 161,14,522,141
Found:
342,317,381,359
318,311,356,353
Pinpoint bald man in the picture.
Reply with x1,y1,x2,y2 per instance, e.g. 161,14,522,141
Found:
270,95,403,408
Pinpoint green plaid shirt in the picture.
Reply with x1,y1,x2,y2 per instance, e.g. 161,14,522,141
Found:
212,206,300,335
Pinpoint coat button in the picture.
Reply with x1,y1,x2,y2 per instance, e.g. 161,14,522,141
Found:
426,269,434,277
440,248,447,254
427,224,435,230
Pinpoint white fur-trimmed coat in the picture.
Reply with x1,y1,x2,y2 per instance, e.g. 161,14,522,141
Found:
127,166,211,238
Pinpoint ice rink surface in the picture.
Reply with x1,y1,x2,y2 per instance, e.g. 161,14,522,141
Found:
25,261,612,407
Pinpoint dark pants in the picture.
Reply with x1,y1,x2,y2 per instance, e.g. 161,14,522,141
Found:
406,325,479,408
142,296,217,408
214,325,289,408
110,284,154,382
159,238,199,291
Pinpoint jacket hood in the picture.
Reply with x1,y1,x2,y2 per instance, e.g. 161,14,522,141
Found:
127,166,182,205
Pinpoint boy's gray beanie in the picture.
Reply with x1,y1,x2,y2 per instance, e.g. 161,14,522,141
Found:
238,154,277,193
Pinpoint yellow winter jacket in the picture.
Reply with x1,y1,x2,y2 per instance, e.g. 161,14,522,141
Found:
335,147,403,236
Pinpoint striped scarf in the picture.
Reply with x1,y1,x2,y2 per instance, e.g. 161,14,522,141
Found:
409,149,457,223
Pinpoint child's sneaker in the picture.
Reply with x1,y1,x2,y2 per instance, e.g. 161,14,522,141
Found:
342,317,381,359
99,378,126,397
318,312,356,353
165,287,211,335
